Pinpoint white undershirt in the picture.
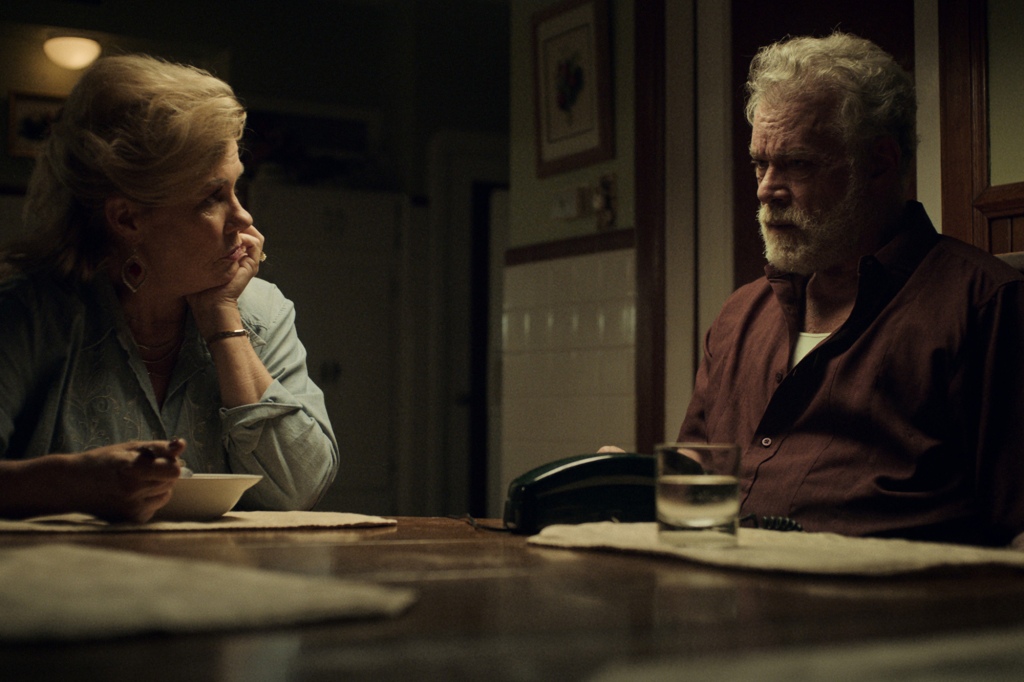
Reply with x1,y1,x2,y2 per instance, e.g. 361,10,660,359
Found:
791,331,831,368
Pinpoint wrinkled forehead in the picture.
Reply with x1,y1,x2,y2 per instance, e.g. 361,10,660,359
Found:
749,95,845,157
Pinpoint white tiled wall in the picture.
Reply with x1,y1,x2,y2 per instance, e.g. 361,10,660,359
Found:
499,248,637,492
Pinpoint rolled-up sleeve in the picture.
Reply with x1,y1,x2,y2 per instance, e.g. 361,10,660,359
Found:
222,287,339,510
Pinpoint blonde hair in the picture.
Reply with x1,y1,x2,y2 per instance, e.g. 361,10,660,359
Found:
4,54,246,282
745,32,917,180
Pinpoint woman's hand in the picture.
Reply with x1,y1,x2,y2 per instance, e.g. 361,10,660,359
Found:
183,224,274,409
0,439,188,522
57,439,187,523
187,225,265,337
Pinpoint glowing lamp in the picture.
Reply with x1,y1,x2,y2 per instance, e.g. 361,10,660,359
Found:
43,36,102,70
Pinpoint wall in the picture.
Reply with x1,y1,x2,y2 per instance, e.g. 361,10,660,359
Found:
987,0,1024,187
499,250,636,495
507,0,635,247
497,0,636,512
914,0,942,231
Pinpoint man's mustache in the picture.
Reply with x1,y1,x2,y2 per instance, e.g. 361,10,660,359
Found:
758,204,810,227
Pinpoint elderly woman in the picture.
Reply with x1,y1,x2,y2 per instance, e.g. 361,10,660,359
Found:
0,55,338,522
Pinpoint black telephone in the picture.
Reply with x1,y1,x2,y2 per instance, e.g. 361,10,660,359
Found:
503,452,674,534
501,452,803,535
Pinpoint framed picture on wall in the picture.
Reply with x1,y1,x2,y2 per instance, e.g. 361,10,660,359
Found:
532,0,614,178
7,92,64,158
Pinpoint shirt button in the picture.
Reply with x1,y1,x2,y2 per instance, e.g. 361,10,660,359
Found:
775,372,784,383
761,437,772,447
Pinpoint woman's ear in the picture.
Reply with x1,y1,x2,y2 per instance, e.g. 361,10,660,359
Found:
103,197,141,242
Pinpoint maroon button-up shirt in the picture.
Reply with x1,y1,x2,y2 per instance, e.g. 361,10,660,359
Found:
679,202,1024,545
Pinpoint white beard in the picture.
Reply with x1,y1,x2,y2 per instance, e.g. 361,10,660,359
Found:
758,175,869,275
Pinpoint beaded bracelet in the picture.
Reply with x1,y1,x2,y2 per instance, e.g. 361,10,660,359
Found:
205,329,248,344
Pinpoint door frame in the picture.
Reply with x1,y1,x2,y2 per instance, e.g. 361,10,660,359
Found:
939,0,1024,252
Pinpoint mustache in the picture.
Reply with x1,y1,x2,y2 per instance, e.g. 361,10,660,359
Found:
758,204,812,227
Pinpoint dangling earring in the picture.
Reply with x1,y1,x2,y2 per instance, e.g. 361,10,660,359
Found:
121,252,147,293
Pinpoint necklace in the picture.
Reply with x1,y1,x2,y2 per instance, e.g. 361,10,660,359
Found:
138,337,183,365
135,336,182,353
125,310,186,353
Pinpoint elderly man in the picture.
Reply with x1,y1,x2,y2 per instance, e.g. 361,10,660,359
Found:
677,33,1024,546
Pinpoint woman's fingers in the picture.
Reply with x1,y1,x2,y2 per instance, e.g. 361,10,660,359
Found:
130,438,186,466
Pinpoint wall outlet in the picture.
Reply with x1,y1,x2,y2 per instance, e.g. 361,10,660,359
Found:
551,186,590,220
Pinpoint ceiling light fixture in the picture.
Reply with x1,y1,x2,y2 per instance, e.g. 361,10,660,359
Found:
43,36,102,70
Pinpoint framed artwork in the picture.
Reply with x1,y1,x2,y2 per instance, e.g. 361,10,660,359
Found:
532,0,614,178
7,92,64,158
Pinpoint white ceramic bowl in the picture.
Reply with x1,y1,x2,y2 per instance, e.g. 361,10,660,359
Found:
153,474,262,521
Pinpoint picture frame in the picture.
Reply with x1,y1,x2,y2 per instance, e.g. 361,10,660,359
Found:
532,0,614,178
7,92,64,158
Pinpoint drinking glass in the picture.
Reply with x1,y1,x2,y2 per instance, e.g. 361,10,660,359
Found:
655,442,741,547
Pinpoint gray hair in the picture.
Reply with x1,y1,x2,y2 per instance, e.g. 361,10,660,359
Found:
6,54,246,282
745,32,917,179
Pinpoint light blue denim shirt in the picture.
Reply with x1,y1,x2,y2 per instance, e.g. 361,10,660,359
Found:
0,273,339,510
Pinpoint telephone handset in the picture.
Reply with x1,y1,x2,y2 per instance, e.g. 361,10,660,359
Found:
502,452,685,534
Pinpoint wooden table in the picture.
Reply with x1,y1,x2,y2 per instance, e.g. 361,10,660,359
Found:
3,517,1024,681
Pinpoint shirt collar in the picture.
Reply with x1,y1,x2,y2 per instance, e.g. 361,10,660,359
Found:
863,201,940,286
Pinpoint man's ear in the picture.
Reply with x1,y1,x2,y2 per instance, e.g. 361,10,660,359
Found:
103,197,142,242
869,135,901,180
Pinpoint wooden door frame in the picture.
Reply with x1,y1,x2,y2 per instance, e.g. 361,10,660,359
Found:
939,0,986,247
939,0,1024,251
634,0,666,454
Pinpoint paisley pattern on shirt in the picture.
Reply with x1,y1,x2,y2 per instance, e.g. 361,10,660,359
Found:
55,330,160,452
